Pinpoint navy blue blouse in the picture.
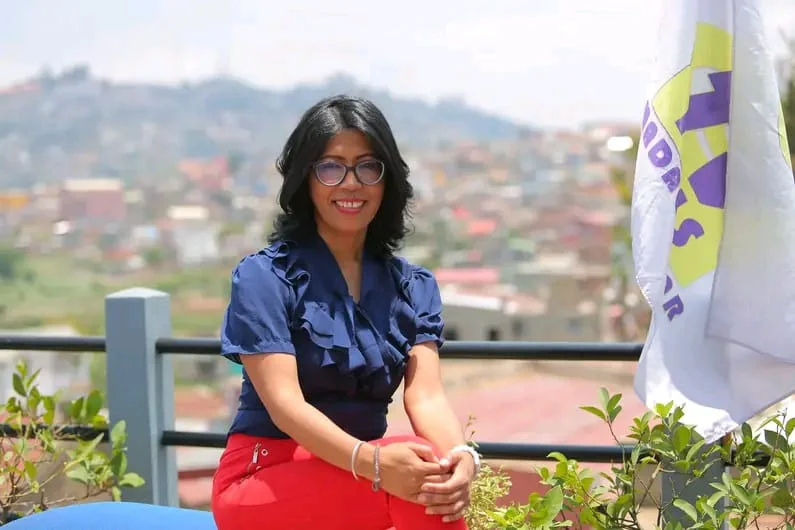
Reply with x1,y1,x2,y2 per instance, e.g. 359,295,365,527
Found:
220,235,445,442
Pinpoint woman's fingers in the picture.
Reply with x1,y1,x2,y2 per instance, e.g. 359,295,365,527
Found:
406,442,438,463
421,473,453,484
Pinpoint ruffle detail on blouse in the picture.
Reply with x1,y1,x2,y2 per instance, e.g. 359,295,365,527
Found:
387,258,445,356
265,240,402,378
262,240,310,305
296,299,404,377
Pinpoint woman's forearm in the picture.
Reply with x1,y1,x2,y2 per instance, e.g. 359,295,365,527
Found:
242,354,379,480
405,394,467,454
270,400,377,480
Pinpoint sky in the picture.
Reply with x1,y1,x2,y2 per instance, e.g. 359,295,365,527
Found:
1,0,794,128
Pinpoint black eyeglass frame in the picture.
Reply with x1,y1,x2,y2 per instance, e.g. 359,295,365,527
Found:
311,159,386,187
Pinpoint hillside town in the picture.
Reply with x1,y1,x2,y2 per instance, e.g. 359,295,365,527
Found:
0,117,648,341
0,108,652,506
5,47,793,511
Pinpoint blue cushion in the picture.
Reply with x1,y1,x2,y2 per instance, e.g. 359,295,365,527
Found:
2,502,217,529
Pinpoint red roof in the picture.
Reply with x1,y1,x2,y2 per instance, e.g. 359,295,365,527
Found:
434,268,500,285
466,219,498,236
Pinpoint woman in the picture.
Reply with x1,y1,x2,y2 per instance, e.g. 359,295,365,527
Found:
211,95,479,530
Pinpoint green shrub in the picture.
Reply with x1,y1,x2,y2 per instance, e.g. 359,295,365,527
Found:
465,415,513,530
488,388,795,529
0,360,145,523
468,463,513,530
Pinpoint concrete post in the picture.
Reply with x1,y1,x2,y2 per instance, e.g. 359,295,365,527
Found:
105,288,178,506
661,447,727,528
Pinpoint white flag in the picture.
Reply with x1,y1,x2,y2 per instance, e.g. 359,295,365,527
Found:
632,0,795,442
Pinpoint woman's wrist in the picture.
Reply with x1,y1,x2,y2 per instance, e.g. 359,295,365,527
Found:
353,441,376,481
448,444,481,477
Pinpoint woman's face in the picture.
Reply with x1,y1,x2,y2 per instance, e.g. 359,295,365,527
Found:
309,129,385,240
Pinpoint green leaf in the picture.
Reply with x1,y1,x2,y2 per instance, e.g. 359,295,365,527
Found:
66,466,91,485
580,406,606,422
740,423,753,441
28,390,40,413
673,499,698,523
119,472,145,488
542,486,563,524
771,486,792,508
538,466,550,481
764,429,788,450
76,433,105,460
785,417,795,437
630,444,642,465
729,482,753,506
84,390,104,420
698,497,718,523
5,396,19,413
110,452,128,477
15,359,27,377
110,420,127,446
685,439,706,462
672,425,691,454
69,397,85,421
23,461,37,482
111,486,122,502
606,393,622,412
598,388,610,410
12,373,25,396
42,396,56,425
655,401,673,419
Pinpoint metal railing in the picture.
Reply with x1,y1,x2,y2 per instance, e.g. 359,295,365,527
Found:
0,287,707,525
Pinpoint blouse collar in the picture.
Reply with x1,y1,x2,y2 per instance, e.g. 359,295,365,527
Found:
303,232,381,302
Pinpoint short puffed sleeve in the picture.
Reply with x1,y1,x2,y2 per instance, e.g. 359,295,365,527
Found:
220,254,296,364
406,265,445,348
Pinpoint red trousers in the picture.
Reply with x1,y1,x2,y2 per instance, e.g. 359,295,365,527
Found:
211,433,470,530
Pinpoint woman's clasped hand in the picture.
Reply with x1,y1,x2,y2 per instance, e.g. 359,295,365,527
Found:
421,449,476,523
376,441,444,501
377,442,476,523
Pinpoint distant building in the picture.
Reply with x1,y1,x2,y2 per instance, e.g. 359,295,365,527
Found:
59,178,126,224
163,205,220,266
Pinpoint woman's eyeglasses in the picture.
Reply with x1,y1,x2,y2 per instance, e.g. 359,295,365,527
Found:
312,159,385,187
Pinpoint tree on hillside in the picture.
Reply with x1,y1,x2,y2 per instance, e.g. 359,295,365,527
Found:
0,245,25,280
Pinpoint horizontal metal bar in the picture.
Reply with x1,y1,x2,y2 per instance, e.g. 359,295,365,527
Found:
156,337,220,355
162,430,225,448
476,442,632,462
161,430,632,463
0,423,109,441
439,341,642,361
157,338,642,362
0,426,762,467
0,334,106,353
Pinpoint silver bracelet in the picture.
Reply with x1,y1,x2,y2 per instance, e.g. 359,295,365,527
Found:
371,444,381,492
449,444,481,476
351,441,365,480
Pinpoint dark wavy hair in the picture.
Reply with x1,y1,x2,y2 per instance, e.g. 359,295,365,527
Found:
268,94,414,258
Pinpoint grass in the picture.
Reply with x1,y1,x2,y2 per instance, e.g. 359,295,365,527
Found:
0,253,235,336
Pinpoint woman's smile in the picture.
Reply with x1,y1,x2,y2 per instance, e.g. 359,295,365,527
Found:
333,199,366,215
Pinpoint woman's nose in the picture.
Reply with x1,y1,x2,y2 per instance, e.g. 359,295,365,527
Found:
338,167,362,189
